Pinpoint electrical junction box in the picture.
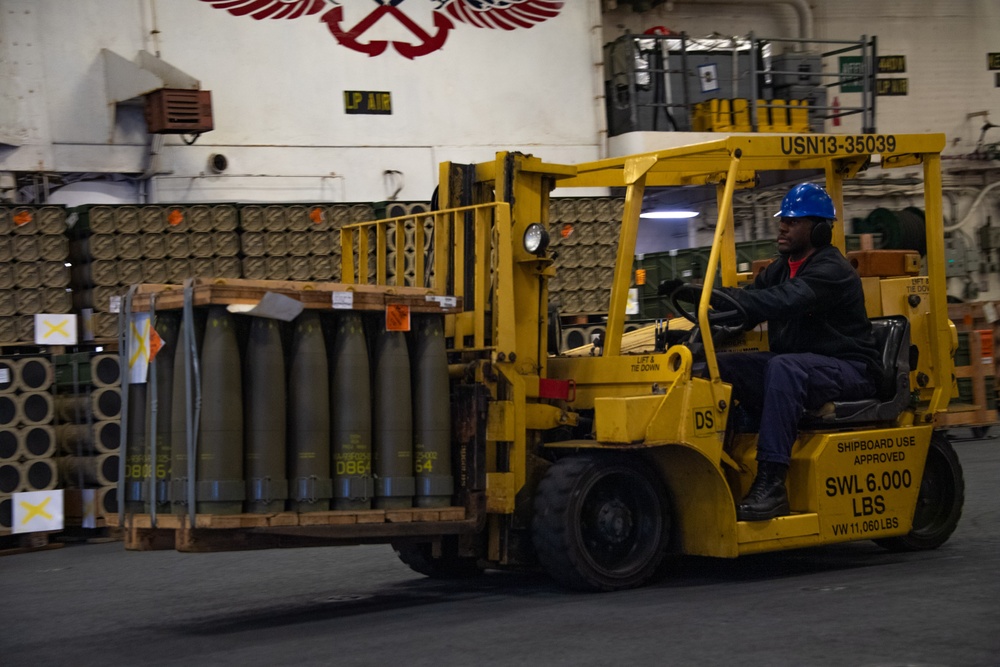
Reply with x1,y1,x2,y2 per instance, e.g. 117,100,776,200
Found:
944,235,970,277
144,88,213,134
771,53,823,87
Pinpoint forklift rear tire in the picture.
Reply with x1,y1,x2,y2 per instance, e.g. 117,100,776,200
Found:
532,453,671,592
874,433,965,552
393,538,484,579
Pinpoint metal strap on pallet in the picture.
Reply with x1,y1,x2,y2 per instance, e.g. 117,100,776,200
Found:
291,476,334,503
147,291,158,527
195,479,246,502
155,479,171,504
183,278,201,527
117,285,138,526
124,480,147,502
334,476,374,501
416,475,454,497
167,478,247,503
247,477,290,503
374,475,415,498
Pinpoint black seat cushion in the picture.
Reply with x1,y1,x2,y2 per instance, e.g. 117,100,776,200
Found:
802,315,911,426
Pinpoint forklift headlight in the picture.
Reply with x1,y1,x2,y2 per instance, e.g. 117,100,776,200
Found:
523,223,550,256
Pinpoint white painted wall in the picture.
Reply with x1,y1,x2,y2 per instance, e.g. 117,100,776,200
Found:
4,0,998,200
0,0,604,203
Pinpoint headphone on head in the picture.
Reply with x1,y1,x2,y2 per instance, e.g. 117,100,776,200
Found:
810,218,833,247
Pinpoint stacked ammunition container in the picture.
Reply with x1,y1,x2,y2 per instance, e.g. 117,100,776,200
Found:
238,203,373,281
381,202,434,287
69,204,242,338
548,198,624,315
0,206,72,344
124,285,455,518
53,352,122,519
0,354,60,534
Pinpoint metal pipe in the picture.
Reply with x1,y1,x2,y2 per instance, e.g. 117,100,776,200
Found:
183,278,199,526
731,36,739,100
749,32,759,131
117,286,135,526
147,293,157,524
590,0,609,158
943,181,1000,232
671,0,813,43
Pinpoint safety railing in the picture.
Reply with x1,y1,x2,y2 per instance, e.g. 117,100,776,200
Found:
605,31,877,135
339,202,512,351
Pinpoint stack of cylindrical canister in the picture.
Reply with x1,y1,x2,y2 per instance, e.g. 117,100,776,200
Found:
238,204,372,282
54,352,122,519
68,204,242,339
0,354,61,533
382,202,434,288
126,306,453,516
548,197,625,316
0,206,72,344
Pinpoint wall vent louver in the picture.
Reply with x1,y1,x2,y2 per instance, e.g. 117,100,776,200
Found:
144,88,213,134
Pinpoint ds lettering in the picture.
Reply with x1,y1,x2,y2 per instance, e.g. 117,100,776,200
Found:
694,408,714,431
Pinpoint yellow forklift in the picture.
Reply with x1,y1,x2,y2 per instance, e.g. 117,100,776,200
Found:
405,132,962,591
121,134,961,594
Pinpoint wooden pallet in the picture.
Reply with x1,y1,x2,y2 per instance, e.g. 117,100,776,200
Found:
936,404,999,427
128,279,463,315
0,531,64,556
111,506,472,552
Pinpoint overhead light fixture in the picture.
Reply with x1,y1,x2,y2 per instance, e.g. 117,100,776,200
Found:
639,210,700,220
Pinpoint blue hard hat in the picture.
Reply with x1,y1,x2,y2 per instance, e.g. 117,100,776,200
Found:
774,183,836,220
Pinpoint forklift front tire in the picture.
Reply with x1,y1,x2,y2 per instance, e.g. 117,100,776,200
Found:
532,453,672,592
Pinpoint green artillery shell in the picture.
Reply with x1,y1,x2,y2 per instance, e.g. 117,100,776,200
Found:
287,311,332,512
330,313,372,510
411,314,453,508
146,311,179,513
169,309,205,514
244,317,288,513
373,326,414,509
123,382,147,513
196,306,245,514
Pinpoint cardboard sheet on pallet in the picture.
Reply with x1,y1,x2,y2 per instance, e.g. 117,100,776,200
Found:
128,279,462,314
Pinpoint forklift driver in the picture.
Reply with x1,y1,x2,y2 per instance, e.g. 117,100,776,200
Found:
661,183,881,521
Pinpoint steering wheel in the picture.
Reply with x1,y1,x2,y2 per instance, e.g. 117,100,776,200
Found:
669,284,749,330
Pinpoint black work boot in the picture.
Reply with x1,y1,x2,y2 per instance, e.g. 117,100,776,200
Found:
736,461,790,521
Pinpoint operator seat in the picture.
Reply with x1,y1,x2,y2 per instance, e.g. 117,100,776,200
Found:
801,315,911,427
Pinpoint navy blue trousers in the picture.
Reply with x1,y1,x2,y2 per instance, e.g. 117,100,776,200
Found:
717,352,875,465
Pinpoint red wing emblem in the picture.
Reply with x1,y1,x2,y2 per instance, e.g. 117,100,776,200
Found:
198,0,564,58
442,0,564,31
200,0,328,20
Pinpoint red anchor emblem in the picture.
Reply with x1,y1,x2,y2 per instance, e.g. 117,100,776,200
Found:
321,1,454,59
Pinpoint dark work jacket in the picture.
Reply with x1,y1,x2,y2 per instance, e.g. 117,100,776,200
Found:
721,245,881,380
